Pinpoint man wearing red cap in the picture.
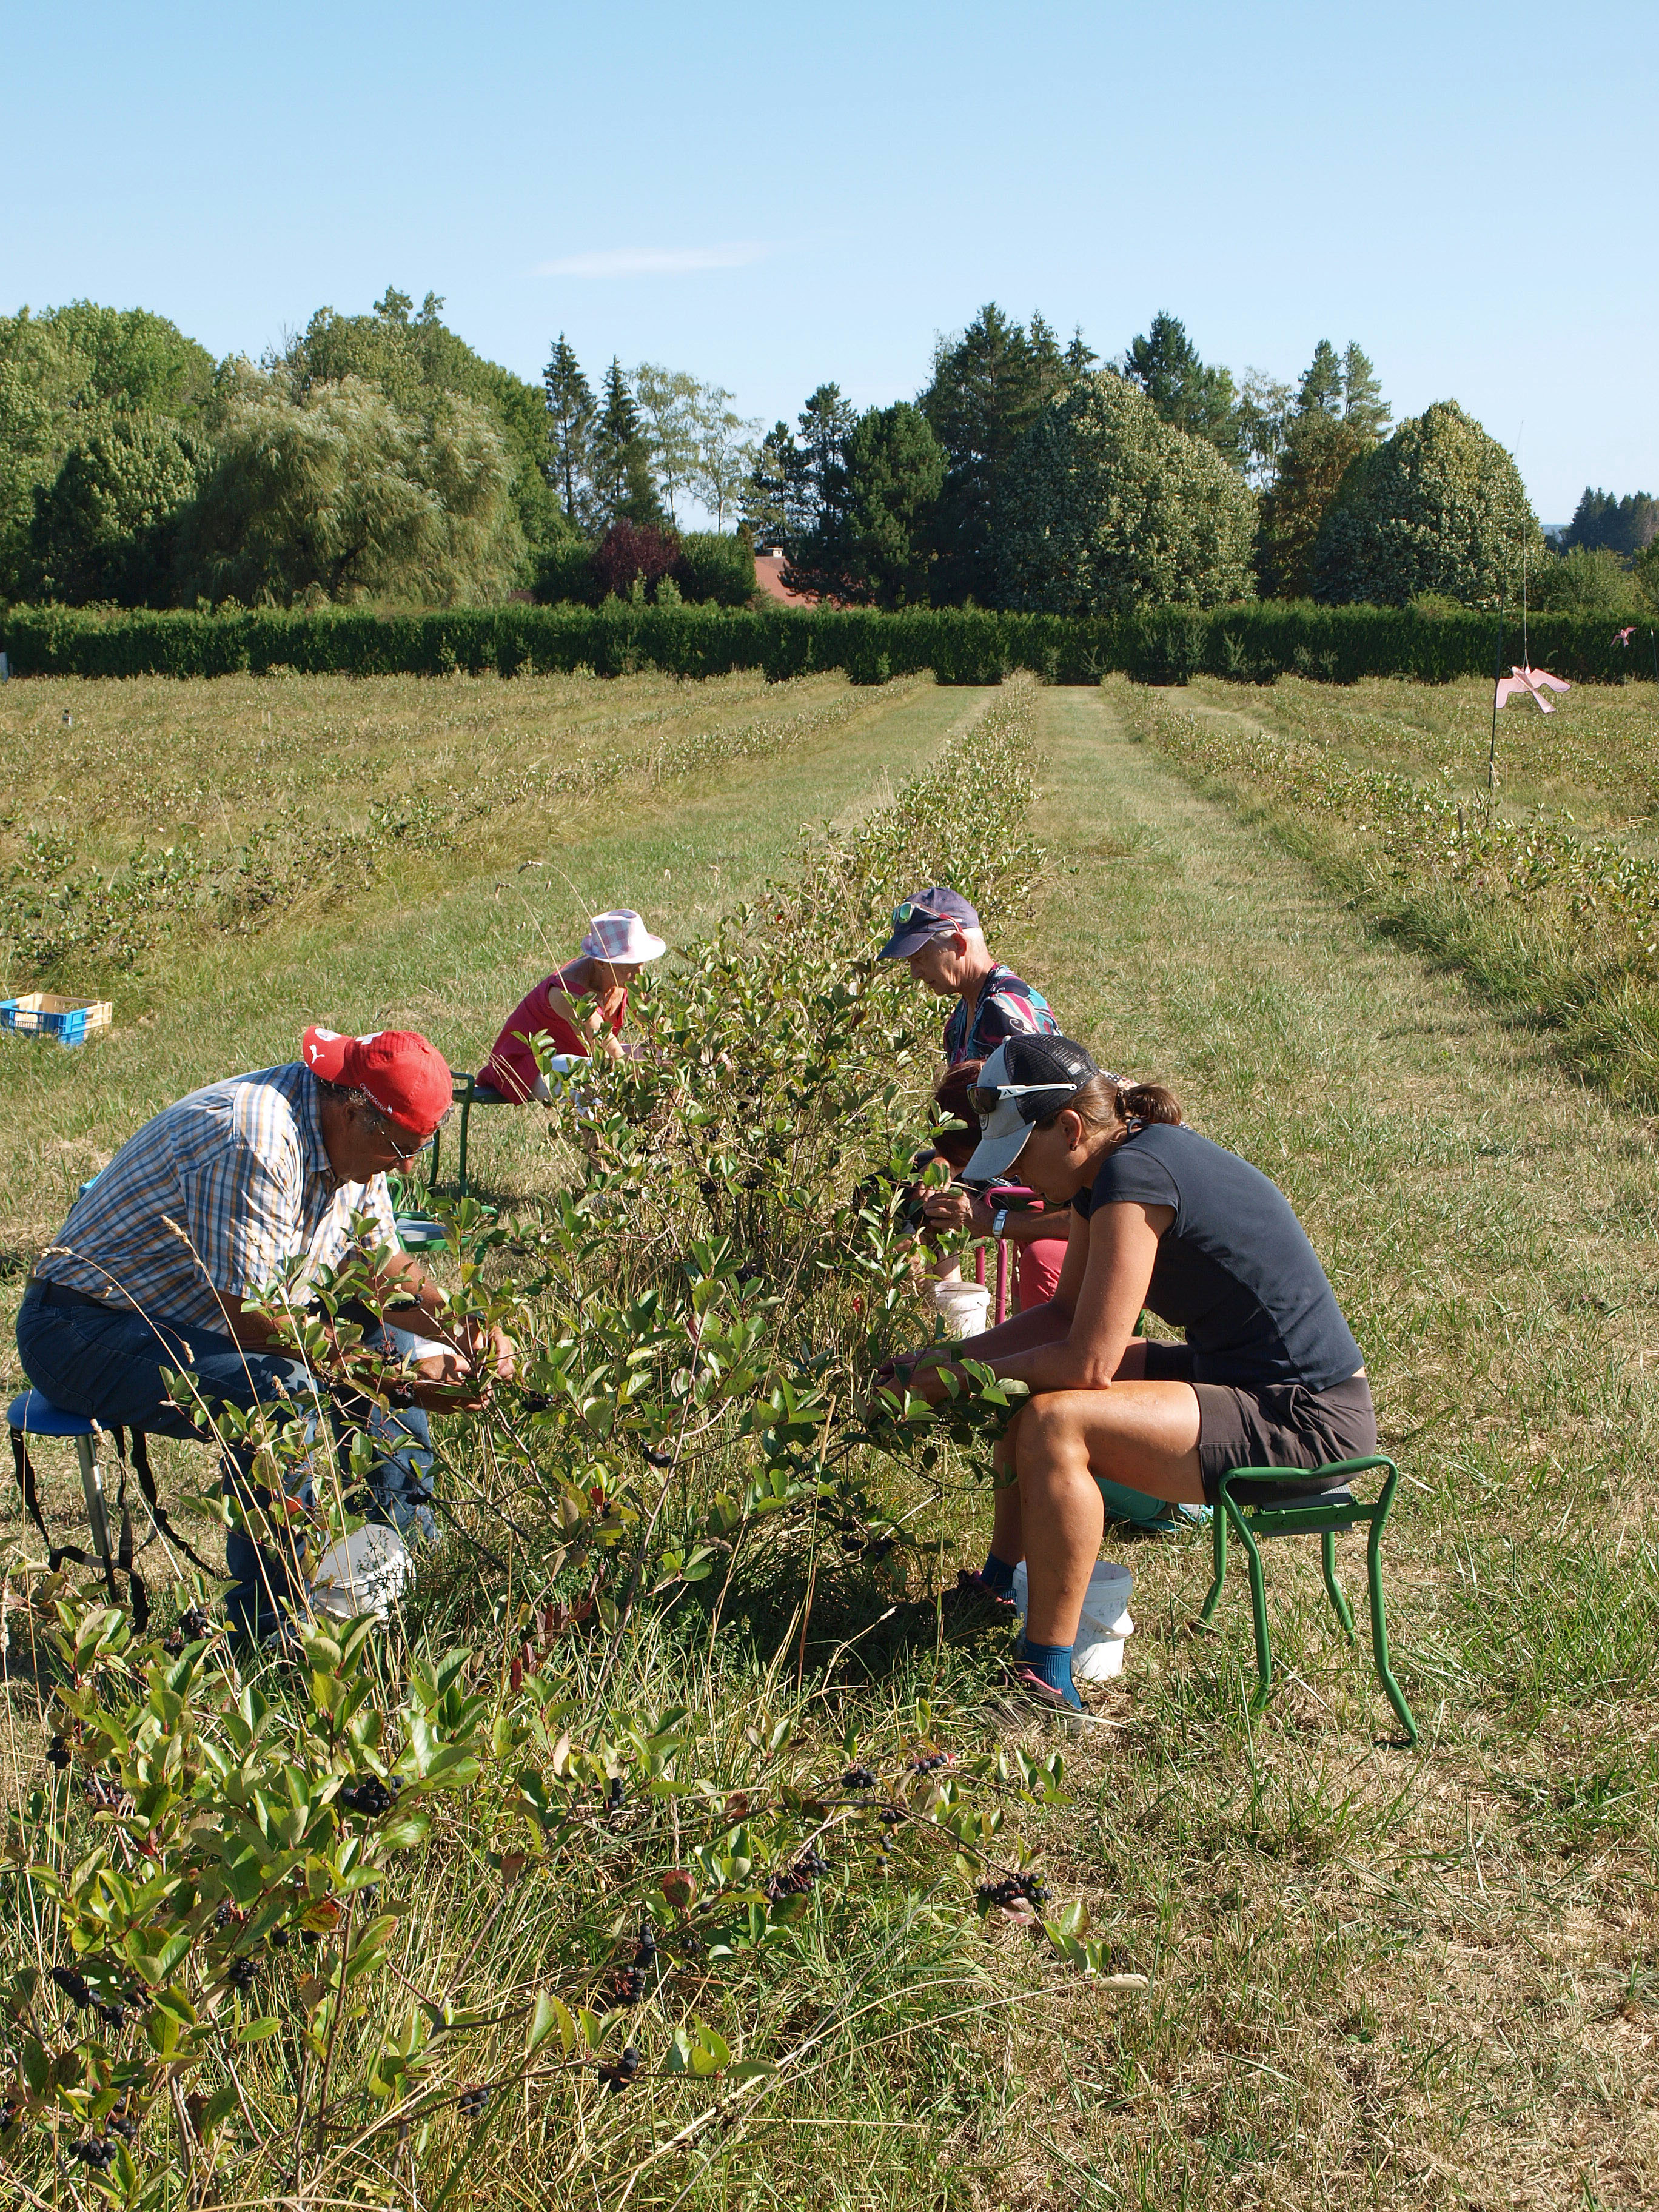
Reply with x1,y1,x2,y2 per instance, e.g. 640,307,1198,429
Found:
17,1027,514,1641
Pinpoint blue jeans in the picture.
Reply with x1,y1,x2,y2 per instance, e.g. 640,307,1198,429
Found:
16,1285,435,1639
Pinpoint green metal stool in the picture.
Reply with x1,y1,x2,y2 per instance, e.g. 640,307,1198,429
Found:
427,1071,507,1198
1197,1455,1418,1744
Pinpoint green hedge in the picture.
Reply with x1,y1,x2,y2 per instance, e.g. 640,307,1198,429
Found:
3,598,1653,685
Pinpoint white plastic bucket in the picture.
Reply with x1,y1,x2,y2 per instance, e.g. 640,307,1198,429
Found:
310,1523,414,1624
931,1278,992,1338
1011,1558,1134,1681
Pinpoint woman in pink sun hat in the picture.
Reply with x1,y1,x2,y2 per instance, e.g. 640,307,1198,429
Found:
476,908,668,1104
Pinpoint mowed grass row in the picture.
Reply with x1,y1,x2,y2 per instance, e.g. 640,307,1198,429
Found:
1124,673,1659,1110
984,685,1659,2210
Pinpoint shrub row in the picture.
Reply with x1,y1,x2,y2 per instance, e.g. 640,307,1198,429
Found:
4,598,1654,685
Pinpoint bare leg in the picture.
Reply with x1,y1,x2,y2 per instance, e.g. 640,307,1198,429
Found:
1014,1385,1204,1645
990,1458,1023,1565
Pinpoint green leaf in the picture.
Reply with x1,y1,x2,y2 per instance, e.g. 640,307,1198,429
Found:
526,1989,575,2057
379,1812,431,1850
233,2016,284,2043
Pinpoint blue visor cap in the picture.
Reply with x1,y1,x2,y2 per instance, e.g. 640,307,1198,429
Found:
877,885,980,960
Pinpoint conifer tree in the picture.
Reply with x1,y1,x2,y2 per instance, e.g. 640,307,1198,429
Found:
1295,340,1344,418
543,334,596,525
589,358,663,528
1340,343,1391,438
1121,312,1241,462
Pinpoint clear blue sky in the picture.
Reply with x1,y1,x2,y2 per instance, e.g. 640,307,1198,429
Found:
5,0,1654,523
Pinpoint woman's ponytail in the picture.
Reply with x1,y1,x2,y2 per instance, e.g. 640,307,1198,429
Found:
1119,1082,1182,1127
1041,1072,1184,1141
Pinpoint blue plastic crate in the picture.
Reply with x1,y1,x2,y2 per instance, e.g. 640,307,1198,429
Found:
0,993,112,1047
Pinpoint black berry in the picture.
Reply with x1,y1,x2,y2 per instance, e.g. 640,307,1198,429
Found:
602,2043,641,2094
841,1767,876,1791
340,1774,394,1817
766,1849,828,1903
47,1735,70,1771
50,1965,91,2009
72,2137,116,2171
458,2085,491,2119
226,1958,257,1994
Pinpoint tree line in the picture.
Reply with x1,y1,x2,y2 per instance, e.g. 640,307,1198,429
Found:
2,290,1654,618
746,304,1656,619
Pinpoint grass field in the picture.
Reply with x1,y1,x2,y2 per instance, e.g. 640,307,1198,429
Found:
3,671,1658,2209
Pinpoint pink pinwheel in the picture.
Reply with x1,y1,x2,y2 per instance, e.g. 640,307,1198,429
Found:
1494,665,1571,714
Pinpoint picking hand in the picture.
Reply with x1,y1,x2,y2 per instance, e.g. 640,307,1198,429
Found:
922,1187,991,1236
460,1318,517,1382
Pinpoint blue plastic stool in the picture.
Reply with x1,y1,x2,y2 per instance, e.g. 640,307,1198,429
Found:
7,1387,116,1585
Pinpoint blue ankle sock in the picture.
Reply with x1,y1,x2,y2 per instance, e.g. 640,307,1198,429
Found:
979,1551,1016,1594
1017,1635,1081,1708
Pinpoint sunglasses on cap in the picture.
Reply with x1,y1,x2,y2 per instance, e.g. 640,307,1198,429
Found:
891,899,954,928
967,1079,1083,1124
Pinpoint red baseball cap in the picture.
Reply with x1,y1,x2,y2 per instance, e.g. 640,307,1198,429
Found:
301,1028,453,1139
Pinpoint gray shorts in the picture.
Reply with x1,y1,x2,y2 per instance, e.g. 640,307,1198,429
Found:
1141,1342,1377,1506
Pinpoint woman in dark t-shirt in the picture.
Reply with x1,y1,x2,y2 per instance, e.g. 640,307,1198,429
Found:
883,1033,1375,1716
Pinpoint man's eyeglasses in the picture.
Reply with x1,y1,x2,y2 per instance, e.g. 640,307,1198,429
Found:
966,1081,1081,1125
376,1116,432,1161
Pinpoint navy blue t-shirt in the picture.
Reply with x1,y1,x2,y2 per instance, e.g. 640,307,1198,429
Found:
1073,1121,1362,1392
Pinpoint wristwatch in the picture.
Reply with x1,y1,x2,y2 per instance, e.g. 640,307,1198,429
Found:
991,1207,1008,1239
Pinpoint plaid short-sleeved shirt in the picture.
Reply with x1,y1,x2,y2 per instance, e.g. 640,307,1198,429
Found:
942,965,1060,1067
36,1063,399,1332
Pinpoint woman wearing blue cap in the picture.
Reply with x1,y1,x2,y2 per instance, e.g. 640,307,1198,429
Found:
882,1034,1375,1717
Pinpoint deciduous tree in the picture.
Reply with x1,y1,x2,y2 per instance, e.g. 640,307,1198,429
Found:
173,375,523,606
634,362,702,526
1236,370,1294,492
1313,400,1544,608
996,372,1256,613
1256,413,1372,598
281,287,563,563
689,385,759,531
27,413,206,605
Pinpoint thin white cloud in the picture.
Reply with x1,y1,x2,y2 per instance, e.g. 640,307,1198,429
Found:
536,242,772,279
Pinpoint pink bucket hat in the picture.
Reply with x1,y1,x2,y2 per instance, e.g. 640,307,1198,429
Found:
581,909,668,964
